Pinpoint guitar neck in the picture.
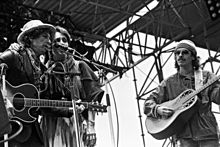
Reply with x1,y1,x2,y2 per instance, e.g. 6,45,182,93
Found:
24,98,86,108
192,74,220,96
22,98,107,112
24,99,78,108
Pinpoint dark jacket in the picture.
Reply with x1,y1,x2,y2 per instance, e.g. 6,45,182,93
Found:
144,70,220,140
40,56,104,147
40,57,104,118
0,48,44,144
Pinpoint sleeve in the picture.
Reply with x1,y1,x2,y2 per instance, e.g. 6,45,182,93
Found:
143,80,167,118
0,49,16,67
79,61,104,103
39,76,73,118
206,71,220,105
40,107,73,117
78,61,105,120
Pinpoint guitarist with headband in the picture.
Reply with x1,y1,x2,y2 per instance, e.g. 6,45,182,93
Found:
144,40,220,147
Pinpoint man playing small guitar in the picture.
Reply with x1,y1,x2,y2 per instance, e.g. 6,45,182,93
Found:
0,20,56,147
144,40,220,147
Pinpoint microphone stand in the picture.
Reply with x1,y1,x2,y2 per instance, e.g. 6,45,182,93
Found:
71,100,81,147
71,47,117,146
56,45,117,146
55,44,118,74
0,63,8,147
61,52,82,147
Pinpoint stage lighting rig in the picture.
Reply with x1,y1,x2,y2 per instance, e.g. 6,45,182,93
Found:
205,0,220,20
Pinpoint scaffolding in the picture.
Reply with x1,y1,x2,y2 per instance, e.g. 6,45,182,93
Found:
1,0,220,146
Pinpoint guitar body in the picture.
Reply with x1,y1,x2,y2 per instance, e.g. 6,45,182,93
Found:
2,81,107,123
4,81,39,123
145,89,199,140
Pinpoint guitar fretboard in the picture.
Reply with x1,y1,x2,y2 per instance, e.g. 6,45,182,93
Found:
13,98,107,112
189,74,220,98
24,99,73,108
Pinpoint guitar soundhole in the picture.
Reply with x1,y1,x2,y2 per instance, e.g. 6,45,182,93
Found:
183,97,195,108
13,93,24,111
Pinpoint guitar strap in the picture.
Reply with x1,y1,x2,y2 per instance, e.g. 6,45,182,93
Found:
194,69,203,90
194,69,206,105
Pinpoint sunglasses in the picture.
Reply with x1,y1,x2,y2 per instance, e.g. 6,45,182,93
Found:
54,37,68,43
174,50,190,55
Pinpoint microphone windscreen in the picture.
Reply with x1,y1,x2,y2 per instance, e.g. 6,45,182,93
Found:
54,43,67,49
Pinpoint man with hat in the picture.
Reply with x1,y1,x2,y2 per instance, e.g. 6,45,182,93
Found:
0,19,55,147
143,39,220,146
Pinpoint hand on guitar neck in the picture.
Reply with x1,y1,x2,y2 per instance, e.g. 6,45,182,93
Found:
156,105,174,118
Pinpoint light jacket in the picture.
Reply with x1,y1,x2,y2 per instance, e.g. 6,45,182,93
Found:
144,70,220,140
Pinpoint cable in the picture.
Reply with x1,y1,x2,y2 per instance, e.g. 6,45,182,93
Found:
105,77,120,147
0,120,23,144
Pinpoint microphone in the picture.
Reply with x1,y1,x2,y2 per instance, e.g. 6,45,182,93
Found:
54,43,89,58
53,43,75,51
0,63,8,76
0,63,8,69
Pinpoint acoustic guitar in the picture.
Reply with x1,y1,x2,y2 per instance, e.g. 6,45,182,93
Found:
145,74,220,140
2,80,107,123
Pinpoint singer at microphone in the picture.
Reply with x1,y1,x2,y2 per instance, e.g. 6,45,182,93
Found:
54,43,89,58
53,43,75,52
42,26,104,147
52,31,75,62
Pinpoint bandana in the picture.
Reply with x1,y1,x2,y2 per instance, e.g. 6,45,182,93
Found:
175,40,197,56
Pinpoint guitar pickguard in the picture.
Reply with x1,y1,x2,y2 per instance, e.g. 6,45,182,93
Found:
4,81,39,123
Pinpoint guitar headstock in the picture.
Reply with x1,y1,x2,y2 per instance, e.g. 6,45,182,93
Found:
81,102,107,113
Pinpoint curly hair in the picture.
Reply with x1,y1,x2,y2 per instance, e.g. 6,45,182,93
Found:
22,28,52,47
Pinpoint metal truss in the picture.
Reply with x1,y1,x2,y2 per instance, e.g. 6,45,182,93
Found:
92,0,220,146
